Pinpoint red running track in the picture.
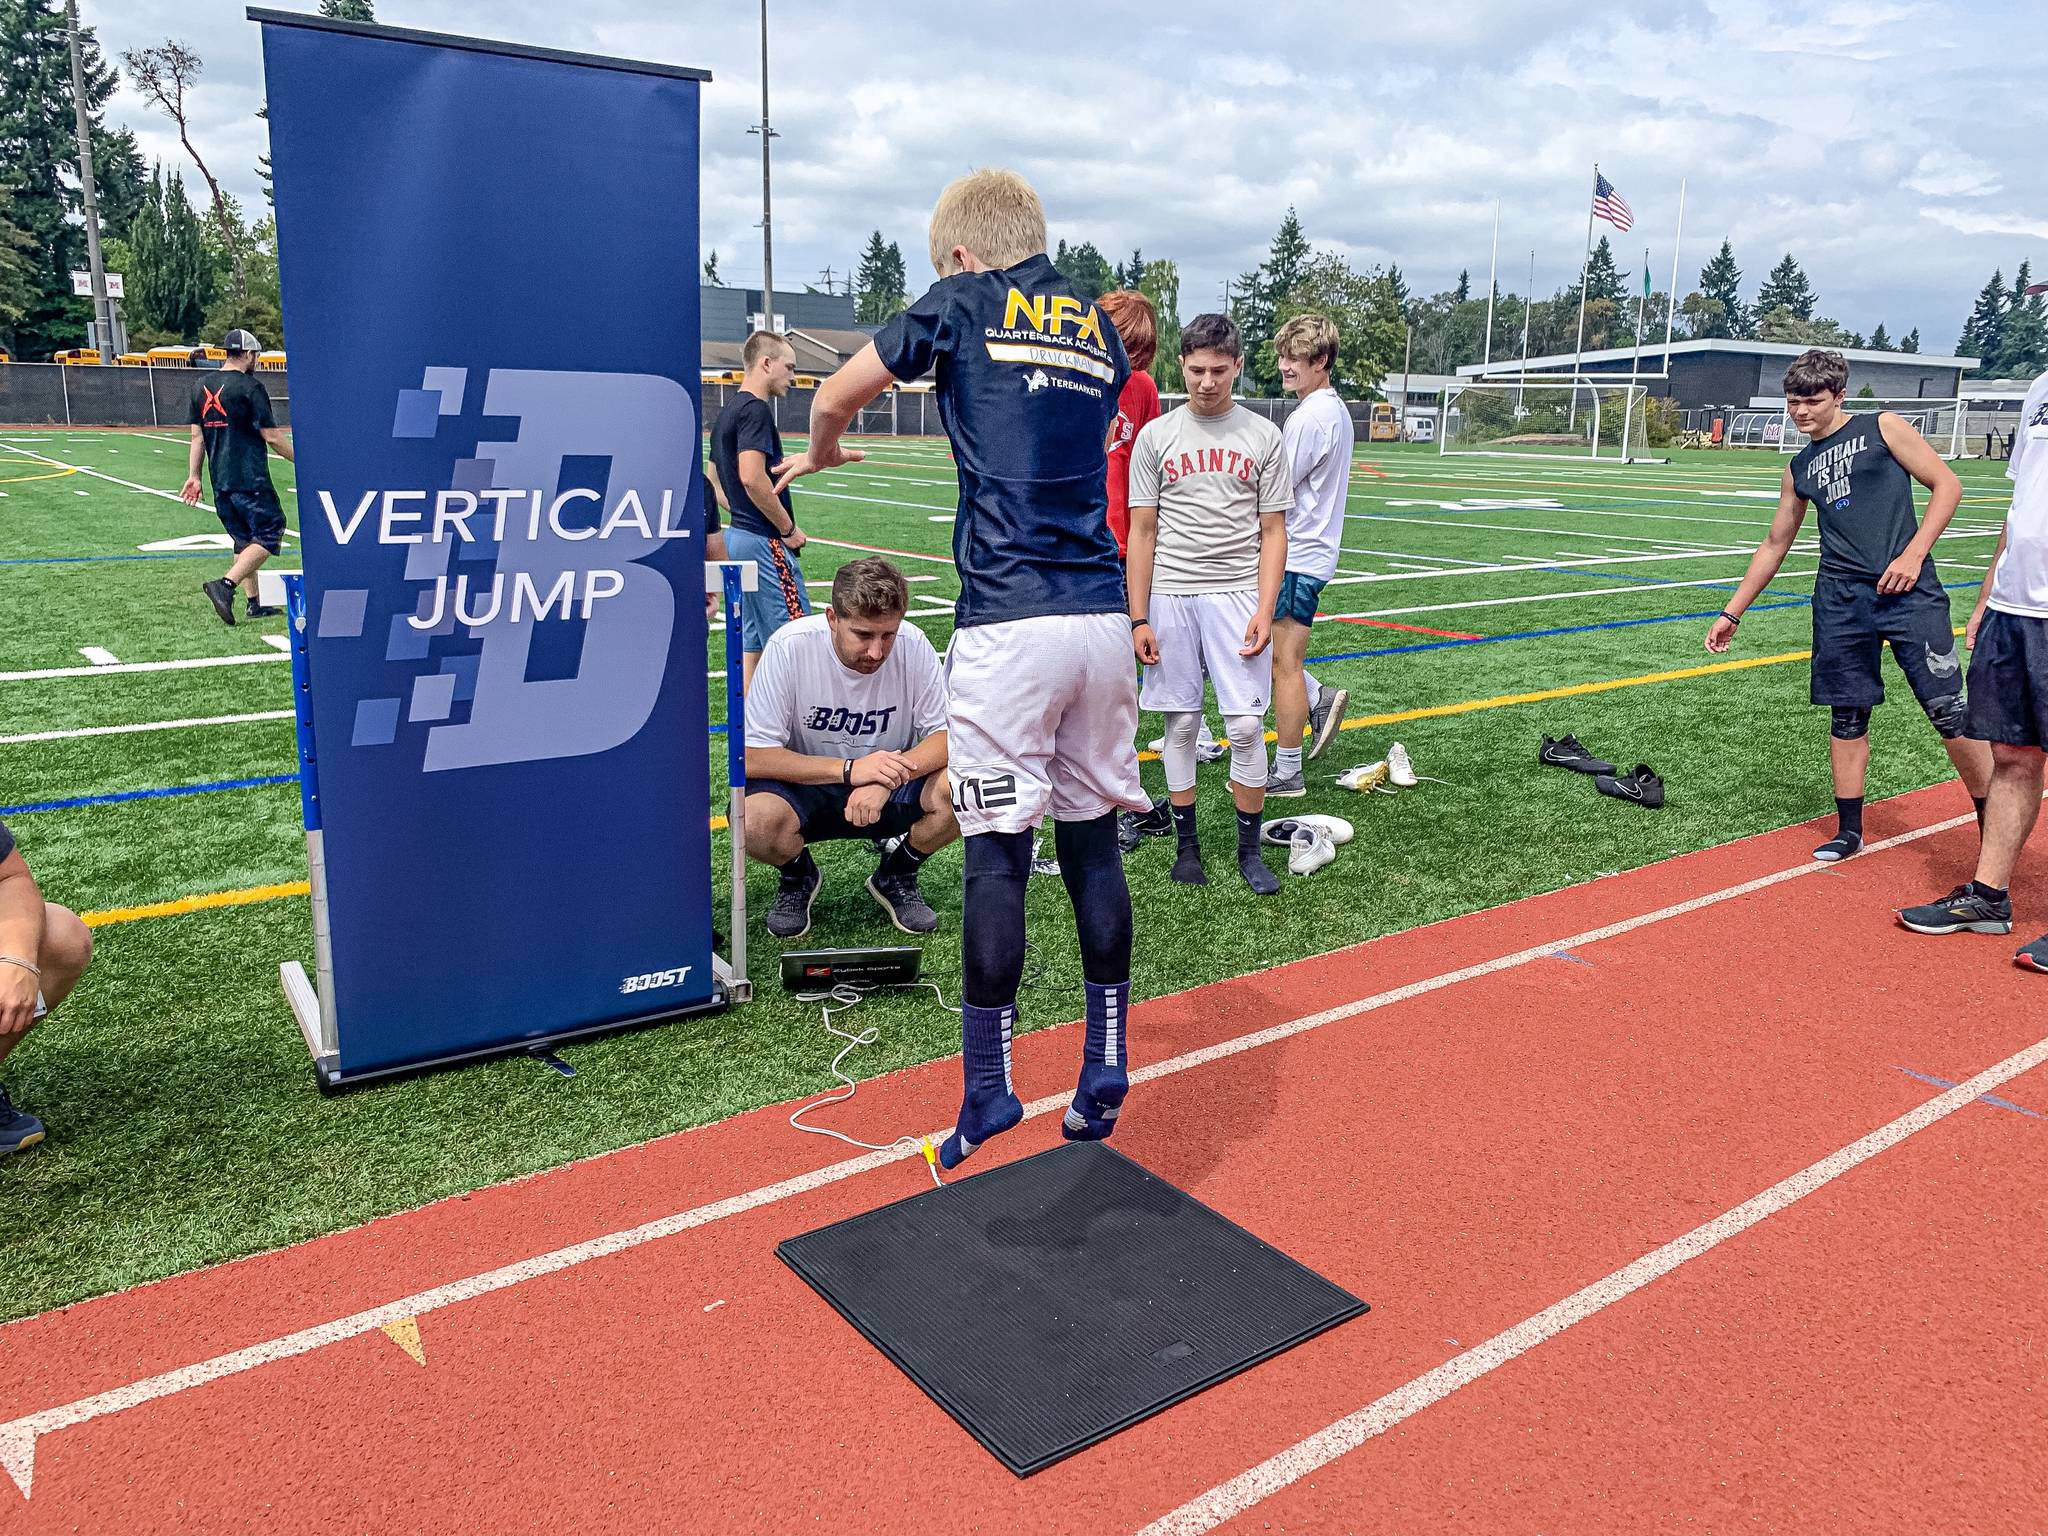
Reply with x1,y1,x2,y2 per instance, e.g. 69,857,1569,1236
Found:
0,782,2042,1534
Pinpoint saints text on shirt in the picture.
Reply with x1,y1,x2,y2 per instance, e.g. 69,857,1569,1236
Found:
1160,447,1261,486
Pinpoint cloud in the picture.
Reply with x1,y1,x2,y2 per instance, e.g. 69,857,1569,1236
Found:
1920,207,2048,241
1904,150,2002,198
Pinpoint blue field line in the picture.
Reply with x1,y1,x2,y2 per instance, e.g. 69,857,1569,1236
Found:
0,552,223,567
0,773,299,816
1894,1065,2046,1121
1306,577,1985,667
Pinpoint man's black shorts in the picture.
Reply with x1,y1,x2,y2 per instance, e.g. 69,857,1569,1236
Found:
751,774,930,844
214,486,287,555
1809,573,1964,709
1964,610,2048,749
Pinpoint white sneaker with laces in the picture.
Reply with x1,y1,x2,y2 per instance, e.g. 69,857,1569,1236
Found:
1336,759,1391,793
1287,825,1337,875
1388,741,1417,788
1261,814,1355,847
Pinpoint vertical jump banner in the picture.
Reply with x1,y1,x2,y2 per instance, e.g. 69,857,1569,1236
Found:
253,10,722,1086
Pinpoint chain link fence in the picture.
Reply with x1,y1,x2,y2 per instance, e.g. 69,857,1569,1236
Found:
0,363,294,429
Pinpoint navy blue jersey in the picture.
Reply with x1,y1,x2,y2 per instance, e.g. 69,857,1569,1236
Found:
873,254,1129,627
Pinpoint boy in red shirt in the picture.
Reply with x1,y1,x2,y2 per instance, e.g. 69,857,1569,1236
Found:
1099,289,1161,560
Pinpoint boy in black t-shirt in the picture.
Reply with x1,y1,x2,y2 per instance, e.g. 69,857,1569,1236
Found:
710,332,810,690
1706,349,1991,861
180,329,295,626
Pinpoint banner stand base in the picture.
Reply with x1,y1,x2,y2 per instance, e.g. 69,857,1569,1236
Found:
281,961,734,1095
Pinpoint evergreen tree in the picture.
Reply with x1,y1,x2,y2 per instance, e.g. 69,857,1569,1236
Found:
702,250,720,284
1117,248,1144,290
0,181,37,335
1385,262,1409,313
1956,268,2007,371
1454,268,1470,304
1754,254,1816,321
126,166,213,340
1867,321,1891,351
318,0,376,17
1258,254,1406,399
1052,238,1114,300
1900,328,1920,353
852,231,907,323
1994,261,2046,377
0,0,130,358
1236,208,1311,393
1695,238,1745,338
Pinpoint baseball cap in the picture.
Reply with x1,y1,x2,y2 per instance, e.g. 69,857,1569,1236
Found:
221,329,262,355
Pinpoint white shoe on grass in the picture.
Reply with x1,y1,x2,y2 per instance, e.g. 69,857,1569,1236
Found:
1261,814,1355,847
1388,741,1417,788
1287,825,1338,876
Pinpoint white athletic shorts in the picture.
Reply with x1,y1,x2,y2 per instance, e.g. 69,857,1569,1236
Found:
945,613,1149,837
1140,589,1272,716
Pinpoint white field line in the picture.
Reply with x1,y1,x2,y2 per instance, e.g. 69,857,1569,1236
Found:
1325,568,1821,618
0,807,1985,1500
77,648,119,667
0,711,293,746
0,653,289,684
259,635,291,652
1138,1017,2048,1535
1,444,302,533
796,530,957,566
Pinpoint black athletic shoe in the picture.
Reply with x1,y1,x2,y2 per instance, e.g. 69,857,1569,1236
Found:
245,601,282,619
1897,884,2014,936
2016,934,2048,973
766,855,821,940
1118,797,1174,855
1540,733,1615,774
0,1085,45,1155
1594,763,1664,808
866,870,939,934
202,577,237,626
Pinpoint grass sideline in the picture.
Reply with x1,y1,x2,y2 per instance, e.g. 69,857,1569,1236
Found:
0,426,2012,1320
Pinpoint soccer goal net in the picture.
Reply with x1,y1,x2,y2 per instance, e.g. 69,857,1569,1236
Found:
1730,396,1967,458
1439,381,1657,462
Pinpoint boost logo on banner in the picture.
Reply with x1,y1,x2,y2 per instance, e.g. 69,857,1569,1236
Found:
256,9,718,1081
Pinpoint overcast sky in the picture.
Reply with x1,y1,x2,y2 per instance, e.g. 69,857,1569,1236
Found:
96,0,2045,349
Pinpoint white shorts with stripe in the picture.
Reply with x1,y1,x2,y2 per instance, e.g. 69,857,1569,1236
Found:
1139,589,1272,716
944,613,1149,837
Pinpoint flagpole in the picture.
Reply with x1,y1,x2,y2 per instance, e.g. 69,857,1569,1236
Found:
1518,248,1533,411
1569,165,1598,429
1663,177,1686,370
1482,199,1500,369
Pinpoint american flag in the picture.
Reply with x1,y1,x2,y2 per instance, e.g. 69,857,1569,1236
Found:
1593,172,1633,232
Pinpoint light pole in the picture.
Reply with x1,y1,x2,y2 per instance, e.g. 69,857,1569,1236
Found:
746,0,779,332
65,0,113,359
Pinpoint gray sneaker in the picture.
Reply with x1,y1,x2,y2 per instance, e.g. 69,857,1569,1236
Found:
766,854,821,939
867,870,939,934
1267,767,1307,798
1306,686,1350,761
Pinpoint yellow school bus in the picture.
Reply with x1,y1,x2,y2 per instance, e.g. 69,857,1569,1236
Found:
148,345,226,367
117,352,152,367
54,348,101,365
256,351,288,372
1367,401,1400,442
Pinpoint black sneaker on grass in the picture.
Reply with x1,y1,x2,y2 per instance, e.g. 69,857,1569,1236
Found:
246,600,283,619
1540,733,1615,774
0,1086,45,1155
766,853,821,939
866,870,939,934
1897,884,2013,936
1594,763,1664,808
2016,934,2048,973
202,577,237,626
1118,797,1174,855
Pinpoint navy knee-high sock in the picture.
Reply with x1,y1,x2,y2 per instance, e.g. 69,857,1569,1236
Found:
941,830,1031,1169
1055,813,1134,1140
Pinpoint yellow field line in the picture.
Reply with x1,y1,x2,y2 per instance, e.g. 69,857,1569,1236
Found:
0,465,80,485
80,639,1869,926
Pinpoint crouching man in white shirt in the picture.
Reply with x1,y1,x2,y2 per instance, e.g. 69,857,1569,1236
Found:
744,557,958,939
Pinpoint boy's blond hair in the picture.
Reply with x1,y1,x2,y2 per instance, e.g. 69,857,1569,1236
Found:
927,169,1047,276
1274,312,1340,373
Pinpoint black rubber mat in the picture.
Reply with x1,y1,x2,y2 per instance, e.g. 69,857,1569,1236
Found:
777,1139,1367,1475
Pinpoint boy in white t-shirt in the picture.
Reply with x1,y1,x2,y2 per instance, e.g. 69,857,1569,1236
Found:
1127,313,1292,893
1268,313,1355,797
1898,370,2048,970
743,557,957,939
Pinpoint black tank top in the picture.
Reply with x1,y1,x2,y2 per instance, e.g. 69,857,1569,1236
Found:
1789,415,1934,587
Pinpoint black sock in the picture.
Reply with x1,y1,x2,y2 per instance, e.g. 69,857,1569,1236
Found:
881,838,929,879
1169,802,1205,885
1236,809,1262,857
1236,810,1279,895
1970,879,2009,903
1835,796,1864,838
1973,795,1988,832
778,848,816,886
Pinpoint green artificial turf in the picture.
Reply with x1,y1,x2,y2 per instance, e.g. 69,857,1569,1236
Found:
0,426,2015,1320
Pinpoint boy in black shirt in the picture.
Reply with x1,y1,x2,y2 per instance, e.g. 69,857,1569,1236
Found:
1706,349,1991,860
710,332,810,690
180,329,294,625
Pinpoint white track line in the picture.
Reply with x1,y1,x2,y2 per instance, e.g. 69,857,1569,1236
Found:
0,710,294,746
0,807,1982,1499
1139,1020,2048,1535
0,653,289,684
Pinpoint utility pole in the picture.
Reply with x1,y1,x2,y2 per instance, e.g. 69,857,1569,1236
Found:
818,265,837,296
65,0,113,360
746,0,778,333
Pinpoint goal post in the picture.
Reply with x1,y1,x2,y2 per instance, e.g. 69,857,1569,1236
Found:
1439,380,1662,462
1729,396,1969,459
